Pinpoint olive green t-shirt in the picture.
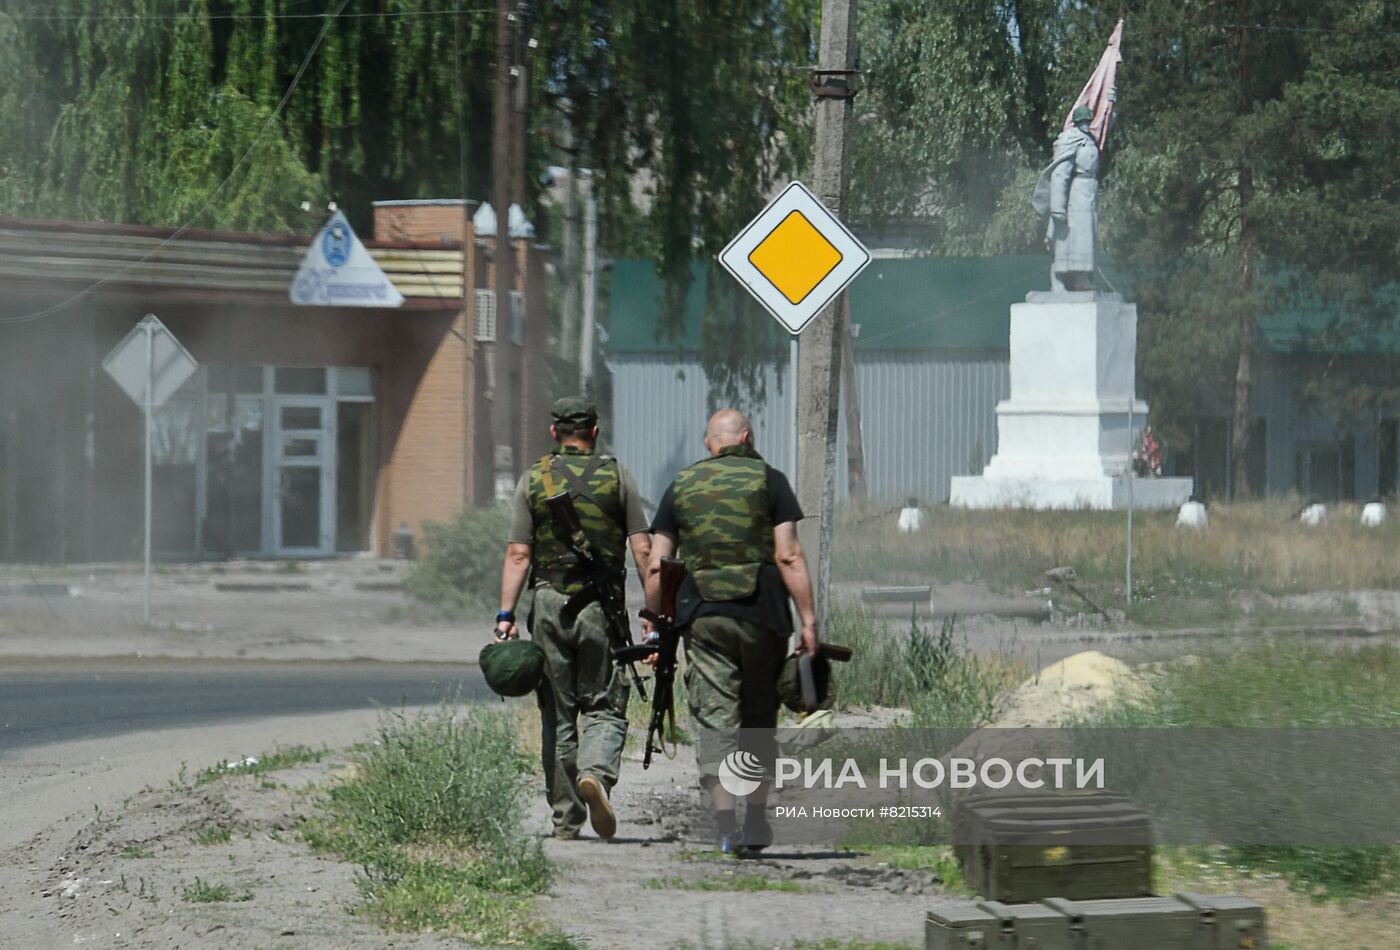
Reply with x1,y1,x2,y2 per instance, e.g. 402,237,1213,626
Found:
507,455,650,545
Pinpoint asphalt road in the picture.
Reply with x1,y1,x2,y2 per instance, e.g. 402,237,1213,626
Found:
0,659,488,753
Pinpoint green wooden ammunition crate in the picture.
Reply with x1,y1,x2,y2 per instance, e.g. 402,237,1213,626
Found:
954,792,1153,903
925,894,1268,950
1176,892,1269,949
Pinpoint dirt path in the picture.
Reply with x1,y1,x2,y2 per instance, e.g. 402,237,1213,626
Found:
534,740,938,949
0,703,944,950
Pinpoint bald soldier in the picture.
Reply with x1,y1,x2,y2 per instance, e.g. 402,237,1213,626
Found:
496,396,652,840
645,409,819,855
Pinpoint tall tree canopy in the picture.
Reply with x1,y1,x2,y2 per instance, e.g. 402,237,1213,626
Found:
1092,1,1400,491
853,0,1400,491
0,0,815,405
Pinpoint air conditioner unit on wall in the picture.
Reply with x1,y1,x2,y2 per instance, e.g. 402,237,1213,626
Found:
474,289,497,342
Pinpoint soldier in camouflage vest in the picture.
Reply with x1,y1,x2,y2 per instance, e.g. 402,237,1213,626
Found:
647,409,819,855
496,396,652,839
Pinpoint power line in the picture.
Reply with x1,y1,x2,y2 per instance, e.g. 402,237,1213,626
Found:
0,0,354,326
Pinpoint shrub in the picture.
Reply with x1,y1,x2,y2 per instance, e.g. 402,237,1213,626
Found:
827,604,1021,728
302,705,554,943
406,504,514,615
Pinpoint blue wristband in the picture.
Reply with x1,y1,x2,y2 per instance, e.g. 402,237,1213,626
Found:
495,610,515,623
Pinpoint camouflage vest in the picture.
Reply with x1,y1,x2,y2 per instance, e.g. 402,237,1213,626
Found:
527,446,627,595
672,444,775,601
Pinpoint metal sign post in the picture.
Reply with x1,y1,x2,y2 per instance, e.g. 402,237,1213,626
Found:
144,321,154,625
1126,402,1135,608
102,314,198,626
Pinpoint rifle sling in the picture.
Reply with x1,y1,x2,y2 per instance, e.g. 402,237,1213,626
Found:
550,454,609,513
560,584,598,626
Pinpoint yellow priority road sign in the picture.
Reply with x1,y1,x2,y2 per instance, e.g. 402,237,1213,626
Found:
718,180,871,335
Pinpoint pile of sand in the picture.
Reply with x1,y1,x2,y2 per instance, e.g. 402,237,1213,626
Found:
989,650,1146,728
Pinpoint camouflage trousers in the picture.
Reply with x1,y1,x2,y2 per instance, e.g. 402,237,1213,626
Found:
529,585,630,834
683,614,787,782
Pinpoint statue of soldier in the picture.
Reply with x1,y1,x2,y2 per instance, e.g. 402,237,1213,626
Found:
645,409,819,855
495,396,652,840
1033,104,1100,292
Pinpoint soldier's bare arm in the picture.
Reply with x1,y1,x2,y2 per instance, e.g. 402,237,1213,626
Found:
496,542,531,639
644,531,677,614
496,473,535,639
773,521,819,655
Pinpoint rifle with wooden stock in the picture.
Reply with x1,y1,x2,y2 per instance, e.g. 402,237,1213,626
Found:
544,490,648,698
613,556,687,769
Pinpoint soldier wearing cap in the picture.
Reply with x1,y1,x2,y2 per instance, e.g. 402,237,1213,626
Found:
495,396,651,840
645,408,819,854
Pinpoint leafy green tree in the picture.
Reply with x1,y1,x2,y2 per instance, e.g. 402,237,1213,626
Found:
853,0,1066,253
0,0,818,409
1094,0,1400,493
537,0,819,407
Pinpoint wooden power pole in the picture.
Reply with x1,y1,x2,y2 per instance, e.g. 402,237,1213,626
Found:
795,0,859,630
490,0,516,496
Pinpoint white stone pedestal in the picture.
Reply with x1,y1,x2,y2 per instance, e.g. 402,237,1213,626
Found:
949,292,1192,511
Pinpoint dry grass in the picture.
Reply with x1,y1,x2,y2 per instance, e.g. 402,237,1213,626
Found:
1157,851,1400,949
833,497,1400,598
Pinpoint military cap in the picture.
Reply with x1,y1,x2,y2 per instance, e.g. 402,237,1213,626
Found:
1071,105,1094,124
777,651,835,714
551,396,598,427
479,638,546,697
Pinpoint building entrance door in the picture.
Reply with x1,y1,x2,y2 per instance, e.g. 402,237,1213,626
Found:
270,397,336,555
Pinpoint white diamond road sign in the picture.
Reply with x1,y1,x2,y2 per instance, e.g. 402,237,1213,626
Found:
290,210,405,308
717,180,871,335
102,314,198,409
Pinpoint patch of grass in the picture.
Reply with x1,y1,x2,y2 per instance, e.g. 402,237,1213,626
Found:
859,845,969,894
195,825,233,846
645,873,809,893
828,606,1024,727
832,498,1400,612
1078,642,1400,901
181,877,252,903
300,704,557,945
119,843,151,859
196,743,328,785
1075,639,1400,728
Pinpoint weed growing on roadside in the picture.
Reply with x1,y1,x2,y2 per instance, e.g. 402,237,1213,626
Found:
181,877,252,903
120,843,151,859
827,606,1022,727
300,704,557,945
196,744,327,785
195,825,233,846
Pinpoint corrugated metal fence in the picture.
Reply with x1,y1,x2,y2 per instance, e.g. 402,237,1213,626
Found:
609,351,1009,508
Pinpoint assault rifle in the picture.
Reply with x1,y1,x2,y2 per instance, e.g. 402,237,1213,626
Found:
613,556,687,769
544,491,648,698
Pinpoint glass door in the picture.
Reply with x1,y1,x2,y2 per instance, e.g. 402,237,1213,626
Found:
271,397,335,555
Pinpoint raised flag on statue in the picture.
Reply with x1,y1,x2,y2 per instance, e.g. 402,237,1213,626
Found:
1064,18,1124,151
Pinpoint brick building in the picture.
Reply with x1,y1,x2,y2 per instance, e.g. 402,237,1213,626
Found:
0,200,551,562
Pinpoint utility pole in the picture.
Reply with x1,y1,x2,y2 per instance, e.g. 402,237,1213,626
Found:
841,324,866,499
490,0,516,497
578,185,598,393
558,121,580,362
795,0,859,630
